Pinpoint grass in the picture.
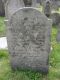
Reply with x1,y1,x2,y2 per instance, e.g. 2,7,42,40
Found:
0,17,60,79
48,27,60,80
0,17,6,37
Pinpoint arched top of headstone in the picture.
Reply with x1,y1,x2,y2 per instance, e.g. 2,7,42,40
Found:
9,8,52,40
10,7,51,25
4,0,37,18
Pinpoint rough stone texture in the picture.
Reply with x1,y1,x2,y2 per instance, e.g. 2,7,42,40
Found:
51,13,60,26
0,0,5,16
23,0,32,7
51,0,60,10
3,0,37,19
43,0,51,17
7,8,52,73
41,0,60,10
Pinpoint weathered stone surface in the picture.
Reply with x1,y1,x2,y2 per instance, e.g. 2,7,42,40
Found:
7,8,52,73
23,0,32,6
43,0,51,17
51,0,60,10
4,0,37,19
51,13,60,26
41,0,60,11
0,0,5,16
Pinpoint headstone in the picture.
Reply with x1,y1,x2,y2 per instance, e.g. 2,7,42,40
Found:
0,0,5,16
4,0,52,74
57,0,60,7
51,0,60,10
51,13,60,26
37,0,42,5
23,0,32,6
3,0,37,19
41,0,60,11
36,0,41,7
43,0,51,17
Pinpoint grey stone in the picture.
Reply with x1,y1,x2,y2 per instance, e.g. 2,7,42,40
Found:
43,0,51,17
7,7,52,73
4,0,25,19
37,0,42,4
41,0,60,11
23,0,32,6
51,13,60,26
4,0,37,19
0,0,5,16
51,0,60,10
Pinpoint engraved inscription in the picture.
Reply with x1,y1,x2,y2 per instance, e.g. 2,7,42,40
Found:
10,14,46,56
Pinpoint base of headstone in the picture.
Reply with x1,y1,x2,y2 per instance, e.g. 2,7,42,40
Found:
10,60,49,74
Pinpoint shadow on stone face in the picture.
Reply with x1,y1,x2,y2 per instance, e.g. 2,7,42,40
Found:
23,0,32,6
43,0,51,18
0,0,5,16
